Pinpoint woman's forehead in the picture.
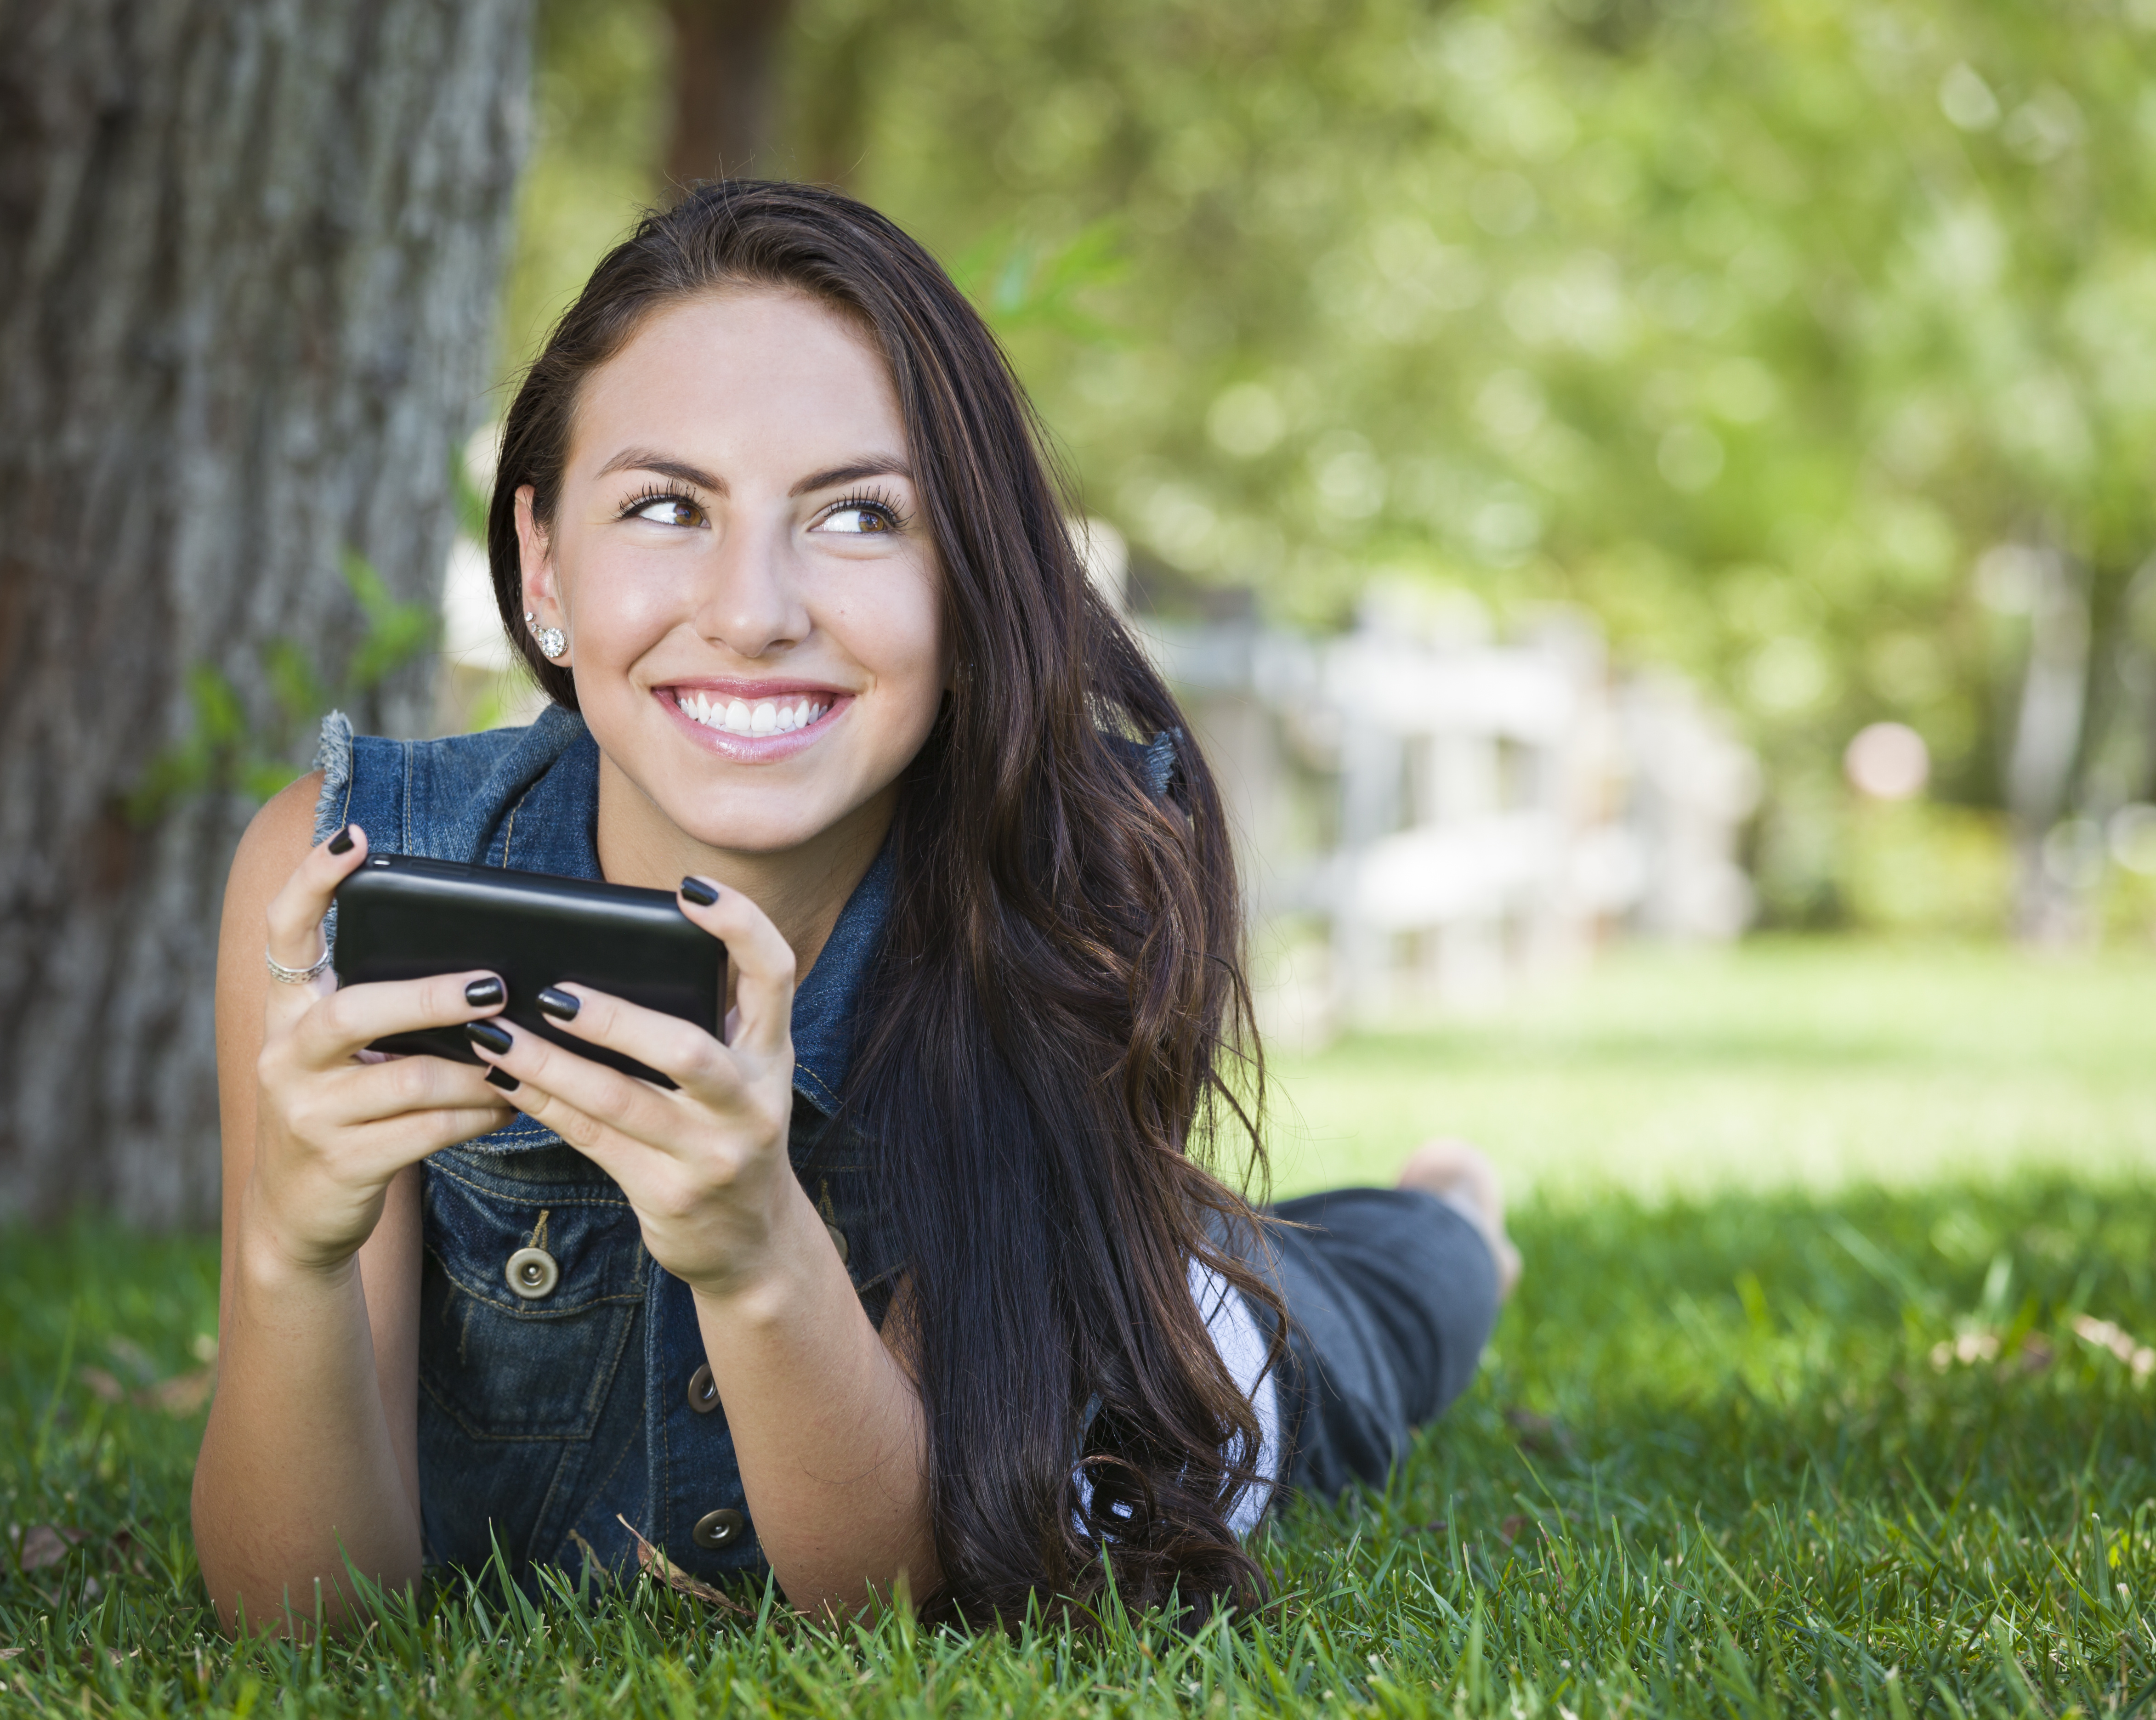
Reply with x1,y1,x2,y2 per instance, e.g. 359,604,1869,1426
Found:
571,289,903,471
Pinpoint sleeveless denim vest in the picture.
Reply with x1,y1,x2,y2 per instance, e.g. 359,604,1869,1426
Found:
312,706,896,1587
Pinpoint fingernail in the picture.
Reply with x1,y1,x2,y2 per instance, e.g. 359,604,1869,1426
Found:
465,977,505,1009
465,1019,513,1056
537,986,580,1022
484,1066,520,1093
327,825,355,855
680,876,719,906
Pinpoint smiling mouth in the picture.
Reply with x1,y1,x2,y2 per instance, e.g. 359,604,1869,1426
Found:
671,690,833,739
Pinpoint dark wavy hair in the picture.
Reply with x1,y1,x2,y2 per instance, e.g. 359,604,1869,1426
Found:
487,180,1279,1622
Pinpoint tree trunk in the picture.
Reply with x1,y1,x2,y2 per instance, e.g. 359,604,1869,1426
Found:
664,0,789,185
0,0,530,1227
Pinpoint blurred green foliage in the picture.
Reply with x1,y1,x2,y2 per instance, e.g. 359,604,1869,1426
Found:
495,0,2156,928
126,553,438,822
497,2,673,383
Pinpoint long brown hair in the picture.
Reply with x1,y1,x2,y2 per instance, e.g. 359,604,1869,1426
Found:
488,180,1279,1621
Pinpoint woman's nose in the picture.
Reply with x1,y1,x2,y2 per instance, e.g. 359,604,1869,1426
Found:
696,510,810,657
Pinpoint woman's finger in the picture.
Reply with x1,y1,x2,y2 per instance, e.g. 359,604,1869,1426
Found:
483,1074,617,1166
327,1043,519,1123
261,822,370,1017
467,1019,683,1151
327,1102,522,1181
288,969,509,1069
677,877,796,1059
528,984,738,1102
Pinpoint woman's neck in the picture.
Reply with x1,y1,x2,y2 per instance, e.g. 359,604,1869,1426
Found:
593,750,895,991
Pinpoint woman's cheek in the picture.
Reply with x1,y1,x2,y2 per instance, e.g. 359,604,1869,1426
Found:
575,560,688,655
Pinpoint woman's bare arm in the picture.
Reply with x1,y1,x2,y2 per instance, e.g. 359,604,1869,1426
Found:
192,783,507,1632
690,1198,939,1611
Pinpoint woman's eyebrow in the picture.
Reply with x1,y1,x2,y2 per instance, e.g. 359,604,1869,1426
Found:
595,449,725,491
790,457,912,497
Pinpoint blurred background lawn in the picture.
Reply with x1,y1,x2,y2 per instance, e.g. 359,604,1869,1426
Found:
1266,939,2156,1200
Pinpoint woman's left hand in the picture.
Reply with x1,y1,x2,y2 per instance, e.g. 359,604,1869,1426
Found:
464,877,808,1299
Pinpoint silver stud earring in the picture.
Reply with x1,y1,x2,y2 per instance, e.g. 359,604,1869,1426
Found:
524,610,567,661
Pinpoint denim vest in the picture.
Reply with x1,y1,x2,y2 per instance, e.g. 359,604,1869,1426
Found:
313,706,896,1587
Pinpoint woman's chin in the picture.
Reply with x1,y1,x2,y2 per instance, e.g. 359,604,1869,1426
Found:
664,789,888,861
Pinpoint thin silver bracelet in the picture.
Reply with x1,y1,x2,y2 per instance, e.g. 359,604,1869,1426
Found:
266,945,334,985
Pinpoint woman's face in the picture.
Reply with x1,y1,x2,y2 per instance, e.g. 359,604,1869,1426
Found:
518,289,947,859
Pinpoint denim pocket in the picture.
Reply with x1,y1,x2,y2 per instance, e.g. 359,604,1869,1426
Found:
419,1147,646,1442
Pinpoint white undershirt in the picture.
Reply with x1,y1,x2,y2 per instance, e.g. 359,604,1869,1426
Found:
1190,1258,1282,1535
1071,1261,1282,1538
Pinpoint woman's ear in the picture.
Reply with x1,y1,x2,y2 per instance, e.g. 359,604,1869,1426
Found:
514,484,569,661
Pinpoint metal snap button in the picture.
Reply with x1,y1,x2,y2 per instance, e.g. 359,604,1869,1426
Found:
687,1363,720,1414
505,1246,559,1300
825,1222,849,1266
692,1507,745,1550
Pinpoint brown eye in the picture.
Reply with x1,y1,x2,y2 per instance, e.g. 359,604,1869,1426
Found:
630,495,704,528
817,504,895,535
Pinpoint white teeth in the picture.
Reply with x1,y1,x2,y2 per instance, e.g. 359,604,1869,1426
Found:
679,692,833,737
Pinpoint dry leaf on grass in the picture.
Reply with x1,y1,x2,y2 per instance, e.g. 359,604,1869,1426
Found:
76,1349,213,1416
15,1524,86,1570
1504,1406,1575,1457
614,1515,750,1613
142,1368,215,1415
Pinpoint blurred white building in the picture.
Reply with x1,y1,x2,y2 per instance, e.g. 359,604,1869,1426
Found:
1128,574,1758,1040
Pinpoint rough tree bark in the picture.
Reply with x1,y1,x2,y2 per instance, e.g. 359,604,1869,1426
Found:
0,0,531,1226
664,0,790,184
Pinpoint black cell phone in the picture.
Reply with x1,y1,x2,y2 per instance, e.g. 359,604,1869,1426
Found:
332,852,725,1088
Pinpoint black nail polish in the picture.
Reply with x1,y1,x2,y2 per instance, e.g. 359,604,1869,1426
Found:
484,1066,520,1092
465,1019,513,1056
465,977,505,1009
537,987,580,1022
680,876,719,906
327,825,355,855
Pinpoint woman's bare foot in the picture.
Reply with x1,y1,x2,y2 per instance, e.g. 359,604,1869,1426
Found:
1397,1138,1523,1301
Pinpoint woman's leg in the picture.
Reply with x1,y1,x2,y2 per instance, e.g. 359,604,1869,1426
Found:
1248,1143,1519,1499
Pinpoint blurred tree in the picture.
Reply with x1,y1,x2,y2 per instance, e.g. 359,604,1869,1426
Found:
499,0,2156,931
0,0,530,1225
774,0,2156,930
665,0,791,182
497,0,669,379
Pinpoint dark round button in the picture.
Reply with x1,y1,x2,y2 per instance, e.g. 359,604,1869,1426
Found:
692,1508,745,1550
687,1363,719,1414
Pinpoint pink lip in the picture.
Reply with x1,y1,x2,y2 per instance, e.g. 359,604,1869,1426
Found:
653,681,854,763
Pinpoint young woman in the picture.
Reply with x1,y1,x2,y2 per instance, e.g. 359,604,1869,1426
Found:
194,181,1517,1630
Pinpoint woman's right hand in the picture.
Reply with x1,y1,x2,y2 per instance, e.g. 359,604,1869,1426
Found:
246,823,517,1275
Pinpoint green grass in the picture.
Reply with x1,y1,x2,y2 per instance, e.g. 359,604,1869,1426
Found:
6,939,2156,1716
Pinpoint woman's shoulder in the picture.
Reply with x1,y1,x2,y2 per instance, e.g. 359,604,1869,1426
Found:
312,705,592,861
317,704,588,801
